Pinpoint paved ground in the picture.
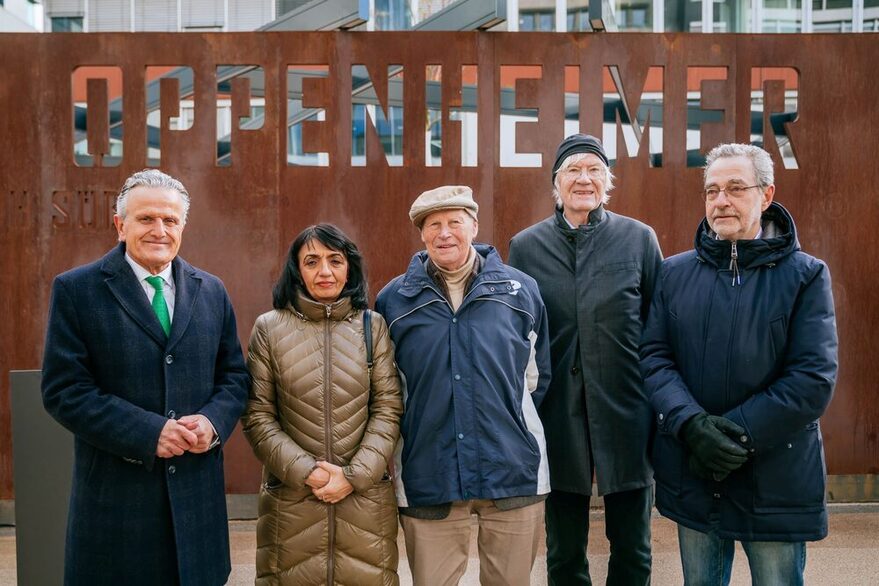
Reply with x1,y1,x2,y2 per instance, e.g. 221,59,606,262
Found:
3,505,878,584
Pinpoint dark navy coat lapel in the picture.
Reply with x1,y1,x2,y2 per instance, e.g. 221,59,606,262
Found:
101,244,168,348
168,256,202,351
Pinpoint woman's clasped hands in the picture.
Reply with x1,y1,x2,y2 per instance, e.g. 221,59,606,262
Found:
306,460,354,504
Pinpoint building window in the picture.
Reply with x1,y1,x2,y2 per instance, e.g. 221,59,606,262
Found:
865,0,879,32
710,0,750,32
761,0,803,32
811,0,854,32
615,0,653,31
52,17,84,32
664,0,701,32
519,9,555,31
567,8,591,31
375,0,413,30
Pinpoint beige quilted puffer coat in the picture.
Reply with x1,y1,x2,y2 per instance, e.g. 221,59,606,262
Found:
242,294,402,585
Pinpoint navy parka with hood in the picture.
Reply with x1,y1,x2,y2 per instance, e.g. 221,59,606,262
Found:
640,202,838,541
376,244,552,508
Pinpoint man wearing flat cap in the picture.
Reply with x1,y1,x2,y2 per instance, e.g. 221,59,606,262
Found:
509,134,662,585
376,185,552,585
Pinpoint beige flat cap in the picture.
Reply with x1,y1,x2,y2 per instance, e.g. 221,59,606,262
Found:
409,185,479,228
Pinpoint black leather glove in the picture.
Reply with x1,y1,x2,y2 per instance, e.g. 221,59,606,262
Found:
688,454,723,481
681,413,749,476
688,454,731,482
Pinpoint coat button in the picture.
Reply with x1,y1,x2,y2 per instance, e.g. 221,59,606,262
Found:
787,443,793,448
454,374,461,381
740,435,748,443
168,466,176,475
452,318,457,324
458,433,464,440
658,413,664,421
713,493,720,499
570,366,580,375
165,354,174,364
489,286,495,292
168,410,176,418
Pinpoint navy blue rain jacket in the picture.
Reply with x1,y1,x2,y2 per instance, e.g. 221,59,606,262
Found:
376,244,552,507
640,202,838,541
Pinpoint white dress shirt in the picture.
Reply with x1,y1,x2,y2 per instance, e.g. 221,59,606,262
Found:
125,254,176,321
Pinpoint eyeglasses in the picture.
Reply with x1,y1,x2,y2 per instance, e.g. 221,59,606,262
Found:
702,184,760,201
562,166,605,180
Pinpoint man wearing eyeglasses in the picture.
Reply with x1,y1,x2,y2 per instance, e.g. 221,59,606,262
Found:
640,143,838,585
509,134,662,585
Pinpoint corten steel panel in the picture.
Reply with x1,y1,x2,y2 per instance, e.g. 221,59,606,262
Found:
0,32,877,497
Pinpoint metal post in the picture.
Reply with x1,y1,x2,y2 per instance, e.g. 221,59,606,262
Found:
507,0,519,31
11,370,74,586
702,0,713,33
803,0,813,32
654,0,665,32
853,0,864,33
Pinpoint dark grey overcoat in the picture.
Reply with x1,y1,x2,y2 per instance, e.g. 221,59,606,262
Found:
509,206,661,495
41,243,249,585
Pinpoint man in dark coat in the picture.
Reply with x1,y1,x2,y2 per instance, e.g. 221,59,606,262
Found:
509,134,662,585
640,143,838,584
42,169,249,586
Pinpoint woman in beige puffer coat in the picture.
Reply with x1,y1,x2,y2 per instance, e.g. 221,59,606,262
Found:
242,224,402,585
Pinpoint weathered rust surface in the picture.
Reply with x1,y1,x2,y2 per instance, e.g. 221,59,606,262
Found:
0,32,877,497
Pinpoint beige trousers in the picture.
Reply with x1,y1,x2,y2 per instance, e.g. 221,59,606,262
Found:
400,499,544,586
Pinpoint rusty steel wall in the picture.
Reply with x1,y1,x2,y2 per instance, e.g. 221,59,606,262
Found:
1,32,877,497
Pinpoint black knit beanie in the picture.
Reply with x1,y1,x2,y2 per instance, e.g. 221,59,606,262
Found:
551,134,609,184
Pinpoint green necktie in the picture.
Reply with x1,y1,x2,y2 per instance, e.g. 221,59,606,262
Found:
145,276,171,337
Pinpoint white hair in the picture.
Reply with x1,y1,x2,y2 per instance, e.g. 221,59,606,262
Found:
116,169,191,223
551,152,615,207
704,143,774,188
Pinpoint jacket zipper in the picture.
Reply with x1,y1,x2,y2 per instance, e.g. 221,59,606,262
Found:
724,274,744,408
729,241,741,287
323,304,335,585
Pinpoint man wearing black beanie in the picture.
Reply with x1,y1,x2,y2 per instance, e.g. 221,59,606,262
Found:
509,134,662,585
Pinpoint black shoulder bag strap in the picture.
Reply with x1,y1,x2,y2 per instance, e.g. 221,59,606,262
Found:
363,309,373,377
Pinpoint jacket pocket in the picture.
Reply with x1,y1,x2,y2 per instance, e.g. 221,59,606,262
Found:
259,472,310,504
486,412,540,469
594,265,642,347
360,477,396,507
752,423,826,513
652,434,684,497
599,260,639,273
264,475,285,493
769,315,787,357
